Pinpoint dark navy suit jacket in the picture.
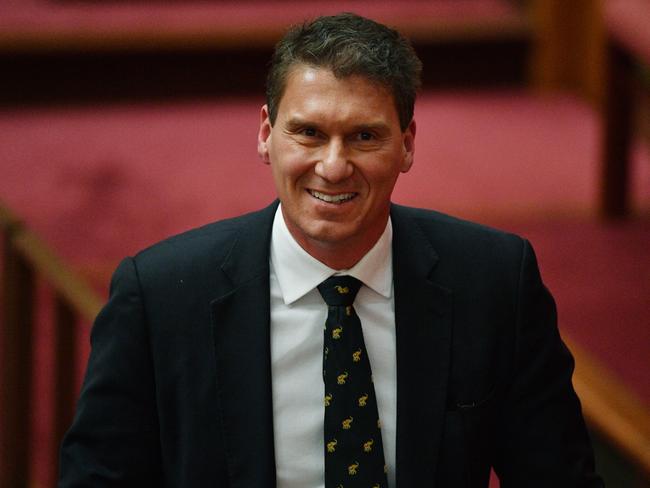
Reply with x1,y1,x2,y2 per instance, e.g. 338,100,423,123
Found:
59,202,603,487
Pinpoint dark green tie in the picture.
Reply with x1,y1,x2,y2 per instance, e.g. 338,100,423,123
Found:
318,276,388,488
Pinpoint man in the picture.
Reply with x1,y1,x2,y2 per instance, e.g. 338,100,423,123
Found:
60,13,603,487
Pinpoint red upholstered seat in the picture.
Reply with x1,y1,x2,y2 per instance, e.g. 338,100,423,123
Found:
0,0,526,49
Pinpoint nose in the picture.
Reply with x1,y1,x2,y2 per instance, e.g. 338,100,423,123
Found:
314,139,353,183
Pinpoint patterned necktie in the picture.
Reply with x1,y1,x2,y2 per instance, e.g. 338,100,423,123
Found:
317,276,388,488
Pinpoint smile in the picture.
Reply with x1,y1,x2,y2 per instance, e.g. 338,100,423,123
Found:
308,190,357,204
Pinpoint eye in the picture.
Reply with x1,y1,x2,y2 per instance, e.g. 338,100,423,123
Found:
357,131,374,141
302,127,318,137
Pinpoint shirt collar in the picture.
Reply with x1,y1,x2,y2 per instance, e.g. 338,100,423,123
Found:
270,204,393,305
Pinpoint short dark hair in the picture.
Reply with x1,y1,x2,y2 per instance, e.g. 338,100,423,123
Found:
266,13,422,130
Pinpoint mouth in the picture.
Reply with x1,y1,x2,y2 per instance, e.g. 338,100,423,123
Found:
308,189,358,204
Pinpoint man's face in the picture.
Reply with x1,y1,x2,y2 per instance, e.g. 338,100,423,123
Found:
258,65,415,266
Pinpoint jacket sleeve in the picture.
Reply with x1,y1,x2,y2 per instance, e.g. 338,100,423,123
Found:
493,239,604,487
59,257,163,487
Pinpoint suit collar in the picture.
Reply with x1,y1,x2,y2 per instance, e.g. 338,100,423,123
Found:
391,204,453,487
219,201,278,288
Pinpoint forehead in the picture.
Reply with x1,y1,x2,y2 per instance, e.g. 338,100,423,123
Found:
276,64,399,124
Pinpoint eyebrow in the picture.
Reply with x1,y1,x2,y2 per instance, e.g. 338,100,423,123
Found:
284,117,313,131
351,123,391,133
284,117,391,133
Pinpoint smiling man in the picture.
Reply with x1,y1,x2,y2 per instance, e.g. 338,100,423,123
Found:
60,13,603,488
258,64,414,269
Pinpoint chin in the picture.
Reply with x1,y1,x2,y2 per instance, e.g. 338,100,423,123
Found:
303,223,358,246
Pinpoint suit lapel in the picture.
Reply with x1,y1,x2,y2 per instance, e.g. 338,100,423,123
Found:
391,205,453,487
210,202,278,488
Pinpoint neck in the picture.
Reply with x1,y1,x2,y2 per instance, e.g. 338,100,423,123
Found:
304,245,365,270
297,227,385,271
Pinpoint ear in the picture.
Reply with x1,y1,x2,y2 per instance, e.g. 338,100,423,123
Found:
400,119,416,173
257,104,272,164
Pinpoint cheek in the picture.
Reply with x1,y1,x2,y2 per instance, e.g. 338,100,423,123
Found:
364,163,401,193
270,159,308,195
271,147,314,183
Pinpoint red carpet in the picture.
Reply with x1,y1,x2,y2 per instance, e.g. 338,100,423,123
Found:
1,92,649,486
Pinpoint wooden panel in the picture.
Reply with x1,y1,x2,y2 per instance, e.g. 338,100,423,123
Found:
600,40,635,217
530,0,605,104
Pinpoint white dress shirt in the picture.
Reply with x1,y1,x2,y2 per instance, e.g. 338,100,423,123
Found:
269,204,397,488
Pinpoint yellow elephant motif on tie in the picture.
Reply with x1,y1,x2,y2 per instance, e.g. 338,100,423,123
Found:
327,439,337,453
324,393,332,406
337,372,348,385
352,349,362,362
332,327,343,339
342,416,353,430
335,285,350,294
358,394,368,407
348,461,359,475
345,305,352,316
373,485,380,488
363,439,374,452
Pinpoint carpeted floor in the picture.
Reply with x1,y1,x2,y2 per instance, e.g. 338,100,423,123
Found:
1,92,648,486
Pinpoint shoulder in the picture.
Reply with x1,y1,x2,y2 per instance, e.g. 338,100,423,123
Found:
390,204,535,293
124,202,277,284
391,204,526,261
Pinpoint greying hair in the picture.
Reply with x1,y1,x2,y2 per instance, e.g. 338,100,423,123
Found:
266,13,422,130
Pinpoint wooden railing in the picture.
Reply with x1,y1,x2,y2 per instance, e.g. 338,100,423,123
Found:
0,202,103,488
568,337,650,477
0,200,648,485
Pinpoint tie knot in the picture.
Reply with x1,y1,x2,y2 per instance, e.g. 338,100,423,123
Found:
317,275,362,306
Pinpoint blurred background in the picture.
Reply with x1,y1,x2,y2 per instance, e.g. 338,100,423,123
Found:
0,1,648,486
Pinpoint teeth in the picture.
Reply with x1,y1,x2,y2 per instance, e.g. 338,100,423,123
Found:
309,190,356,203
